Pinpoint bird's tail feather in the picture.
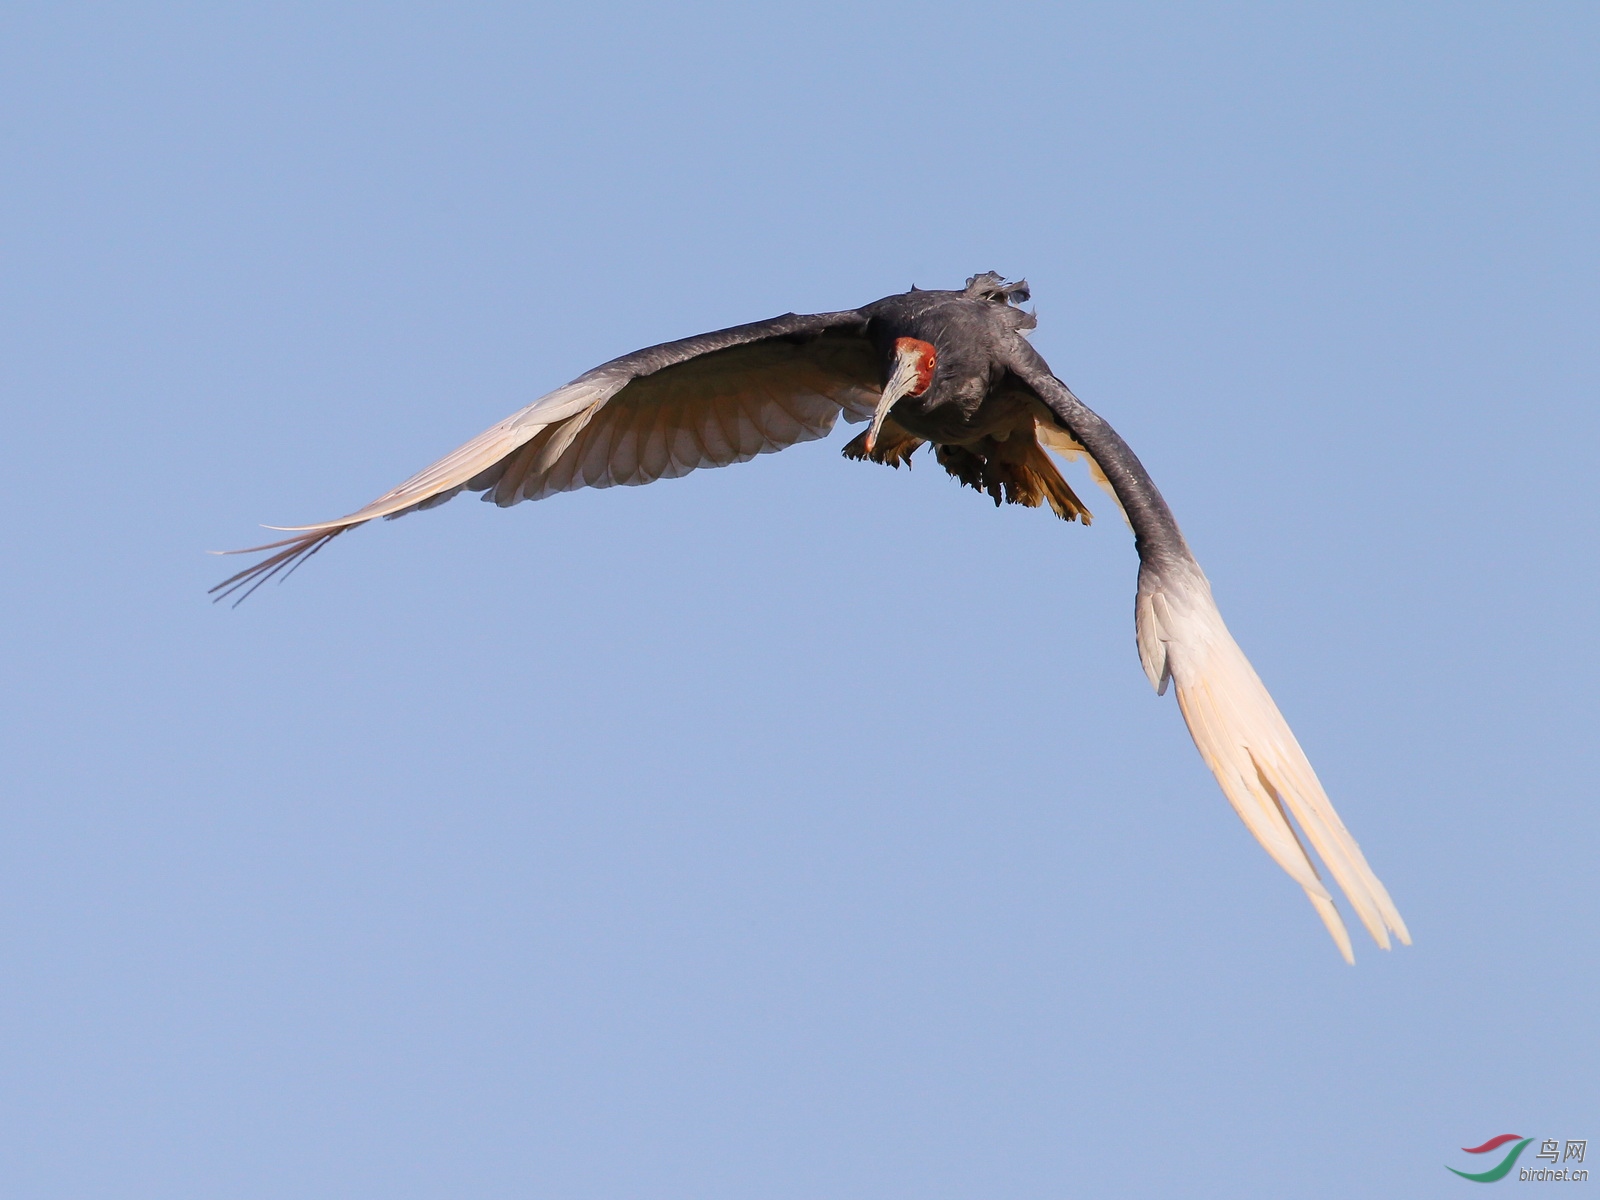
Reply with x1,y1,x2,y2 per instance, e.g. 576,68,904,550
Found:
1136,565,1409,961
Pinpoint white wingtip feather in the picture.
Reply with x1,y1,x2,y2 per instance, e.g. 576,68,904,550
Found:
1139,564,1409,960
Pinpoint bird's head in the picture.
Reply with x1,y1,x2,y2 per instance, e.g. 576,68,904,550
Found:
865,337,937,455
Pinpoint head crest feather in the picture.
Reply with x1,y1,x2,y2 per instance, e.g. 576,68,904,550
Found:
963,271,1031,306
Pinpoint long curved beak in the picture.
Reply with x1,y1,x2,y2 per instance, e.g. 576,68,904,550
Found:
864,354,922,456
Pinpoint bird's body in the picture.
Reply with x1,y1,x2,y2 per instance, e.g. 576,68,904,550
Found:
216,272,1409,962
862,289,1035,434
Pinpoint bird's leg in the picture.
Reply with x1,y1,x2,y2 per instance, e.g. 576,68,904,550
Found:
934,444,992,499
842,419,924,468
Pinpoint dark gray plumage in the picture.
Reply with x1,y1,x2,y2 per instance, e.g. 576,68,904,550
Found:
214,272,1409,960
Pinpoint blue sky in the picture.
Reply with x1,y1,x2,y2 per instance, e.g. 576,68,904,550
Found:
1,4,1595,1197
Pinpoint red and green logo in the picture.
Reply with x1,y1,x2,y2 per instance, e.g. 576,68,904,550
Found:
1447,1135,1533,1182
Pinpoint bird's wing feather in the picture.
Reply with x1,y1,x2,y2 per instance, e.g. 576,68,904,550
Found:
506,330,878,502
1006,347,1408,960
212,311,876,602
1032,419,1126,522
1140,564,1410,961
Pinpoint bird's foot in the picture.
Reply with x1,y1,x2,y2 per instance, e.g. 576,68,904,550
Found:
842,422,924,469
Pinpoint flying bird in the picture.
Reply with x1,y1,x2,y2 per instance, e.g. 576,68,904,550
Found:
215,272,1409,961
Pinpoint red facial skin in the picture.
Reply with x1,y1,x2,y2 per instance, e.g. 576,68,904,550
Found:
894,337,937,394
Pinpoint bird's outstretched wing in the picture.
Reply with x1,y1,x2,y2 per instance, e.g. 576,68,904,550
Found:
1007,343,1409,961
212,311,878,602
